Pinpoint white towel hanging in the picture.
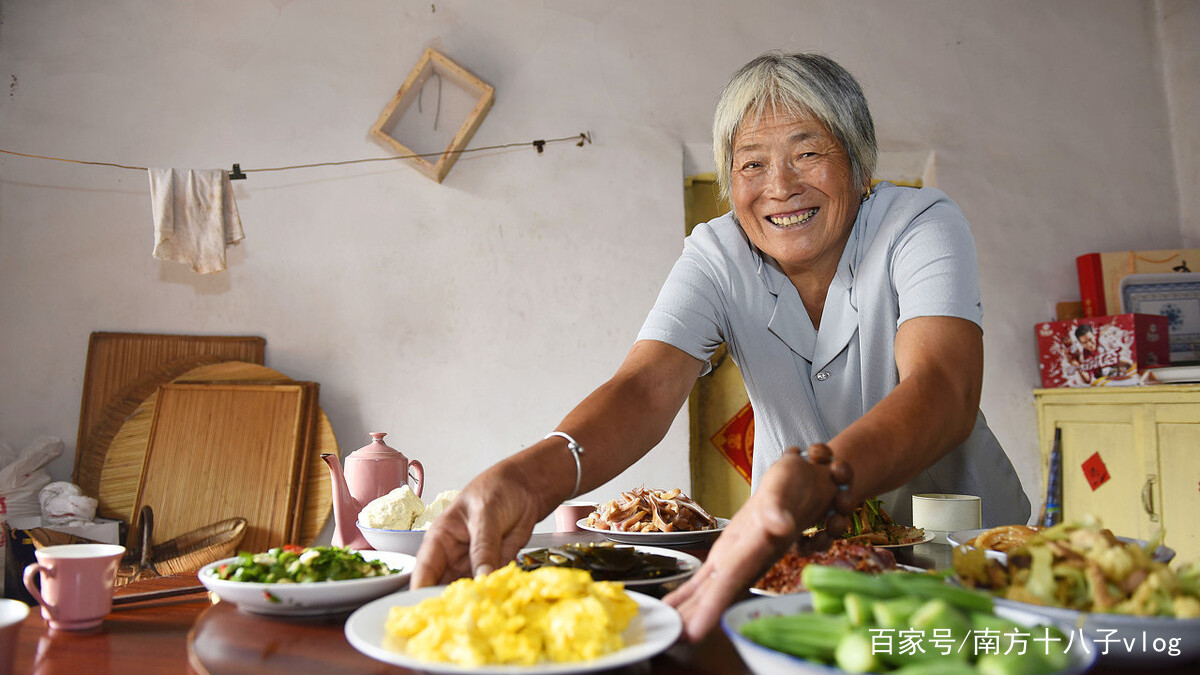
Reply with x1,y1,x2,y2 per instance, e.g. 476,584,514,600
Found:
148,168,244,274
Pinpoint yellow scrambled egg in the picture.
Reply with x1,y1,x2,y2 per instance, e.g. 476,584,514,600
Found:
384,562,639,666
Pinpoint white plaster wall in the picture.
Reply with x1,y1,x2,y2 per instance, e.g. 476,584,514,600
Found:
0,0,1193,532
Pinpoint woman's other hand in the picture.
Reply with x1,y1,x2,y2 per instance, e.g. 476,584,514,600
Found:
664,448,843,641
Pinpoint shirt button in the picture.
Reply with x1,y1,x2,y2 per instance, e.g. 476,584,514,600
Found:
816,371,830,381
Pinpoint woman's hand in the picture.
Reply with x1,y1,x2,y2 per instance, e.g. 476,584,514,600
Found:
664,448,843,642
410,458,548,587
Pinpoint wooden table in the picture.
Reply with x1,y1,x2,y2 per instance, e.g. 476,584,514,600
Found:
9,535,1198,673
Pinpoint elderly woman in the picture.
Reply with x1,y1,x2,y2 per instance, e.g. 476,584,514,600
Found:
411,50,1029,641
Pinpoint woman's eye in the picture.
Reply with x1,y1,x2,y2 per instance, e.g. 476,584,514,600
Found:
738,161,763,171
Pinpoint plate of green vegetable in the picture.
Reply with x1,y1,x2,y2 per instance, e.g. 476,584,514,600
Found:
198,545,415,616
722,564,1096,674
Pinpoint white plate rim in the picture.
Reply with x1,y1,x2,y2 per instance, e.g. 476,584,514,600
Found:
344,585,682,674
197,550,415,616
576,517,729,546
514,544,700,588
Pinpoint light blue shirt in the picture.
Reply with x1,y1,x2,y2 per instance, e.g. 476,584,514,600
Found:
638,182,1029,527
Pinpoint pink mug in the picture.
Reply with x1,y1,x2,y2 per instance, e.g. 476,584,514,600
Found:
555,501,599,532
23,543,124,631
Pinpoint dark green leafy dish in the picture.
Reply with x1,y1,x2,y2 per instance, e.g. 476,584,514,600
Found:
211,544,397,583
516,542,686,581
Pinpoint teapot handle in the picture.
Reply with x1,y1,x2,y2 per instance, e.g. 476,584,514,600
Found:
408,459,425,499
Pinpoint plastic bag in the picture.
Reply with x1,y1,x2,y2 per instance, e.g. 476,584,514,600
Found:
0,436,63,521
39,481,98,525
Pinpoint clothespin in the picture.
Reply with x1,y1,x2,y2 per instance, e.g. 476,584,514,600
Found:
229,163,247,180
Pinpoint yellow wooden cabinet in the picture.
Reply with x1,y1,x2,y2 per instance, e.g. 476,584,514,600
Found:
1034,386,1200,564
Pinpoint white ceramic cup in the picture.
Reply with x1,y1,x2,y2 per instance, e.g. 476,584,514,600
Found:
0,598,30,675
912,493,982,545
555,501,598,532
22,543,124,631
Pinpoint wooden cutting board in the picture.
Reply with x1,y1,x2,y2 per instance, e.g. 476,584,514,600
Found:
133,382,316,552
97,361,334,546
74,332,265,478
75,355,225,499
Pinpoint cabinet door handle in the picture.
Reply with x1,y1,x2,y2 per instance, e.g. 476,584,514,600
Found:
1141,475,1159,522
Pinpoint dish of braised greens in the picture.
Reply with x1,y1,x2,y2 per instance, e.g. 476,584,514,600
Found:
211,545,397,583
516,542,699,586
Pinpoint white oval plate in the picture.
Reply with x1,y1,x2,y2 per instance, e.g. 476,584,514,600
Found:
197,550,415,616
577,517,729,547
344,586,682,674
723,592,1097,675
515,544,700,589
947,528,1176,564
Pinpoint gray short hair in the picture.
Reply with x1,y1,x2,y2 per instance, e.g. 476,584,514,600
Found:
713,51,877,204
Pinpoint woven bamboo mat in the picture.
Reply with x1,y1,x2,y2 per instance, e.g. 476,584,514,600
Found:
97,361,335,546
74,332,265,478
133,382,315,552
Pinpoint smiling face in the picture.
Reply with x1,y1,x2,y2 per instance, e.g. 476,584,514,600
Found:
730,107,861,282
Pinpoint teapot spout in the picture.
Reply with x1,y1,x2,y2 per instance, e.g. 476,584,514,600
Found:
321,453,371,549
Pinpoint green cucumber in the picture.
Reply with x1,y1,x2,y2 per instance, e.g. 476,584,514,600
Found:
739,612,848,662
873,596,926,630
811,588,846,614
843,592,875,627
802,564,898,599
889,658,976,675
887,573,995,614
835,628,883,674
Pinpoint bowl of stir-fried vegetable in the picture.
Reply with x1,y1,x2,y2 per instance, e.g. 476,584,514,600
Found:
953,521,1200,666
198,544,415,616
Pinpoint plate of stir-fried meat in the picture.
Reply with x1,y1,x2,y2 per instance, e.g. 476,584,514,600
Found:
580,487,727,546
752,538,914,595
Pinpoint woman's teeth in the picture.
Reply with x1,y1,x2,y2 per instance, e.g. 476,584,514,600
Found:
768,208,818,226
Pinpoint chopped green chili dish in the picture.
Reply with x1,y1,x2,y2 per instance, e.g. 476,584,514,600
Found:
211,544,396,583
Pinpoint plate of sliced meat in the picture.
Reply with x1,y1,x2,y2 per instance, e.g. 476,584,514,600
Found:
579,487,726,547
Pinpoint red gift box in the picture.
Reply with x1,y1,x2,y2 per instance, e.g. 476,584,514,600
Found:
1036,313,1170,388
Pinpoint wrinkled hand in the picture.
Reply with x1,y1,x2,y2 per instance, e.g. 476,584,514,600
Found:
664,447,848,642
410,459,548,588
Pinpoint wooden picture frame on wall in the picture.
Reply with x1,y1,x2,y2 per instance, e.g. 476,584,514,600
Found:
369,48,495,183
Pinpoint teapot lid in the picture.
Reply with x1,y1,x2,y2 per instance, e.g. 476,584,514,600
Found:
350,432,407,460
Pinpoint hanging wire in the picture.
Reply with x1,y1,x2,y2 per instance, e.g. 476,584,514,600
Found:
0,131,593,176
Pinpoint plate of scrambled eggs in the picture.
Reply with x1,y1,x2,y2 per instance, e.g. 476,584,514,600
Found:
344,563,682,673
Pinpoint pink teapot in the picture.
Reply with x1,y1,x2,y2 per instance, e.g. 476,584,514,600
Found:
322,432,425,549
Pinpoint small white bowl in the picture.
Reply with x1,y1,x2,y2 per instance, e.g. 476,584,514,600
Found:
357,522,425,555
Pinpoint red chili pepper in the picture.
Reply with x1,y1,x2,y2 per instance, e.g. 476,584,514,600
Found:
282,544,305,554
